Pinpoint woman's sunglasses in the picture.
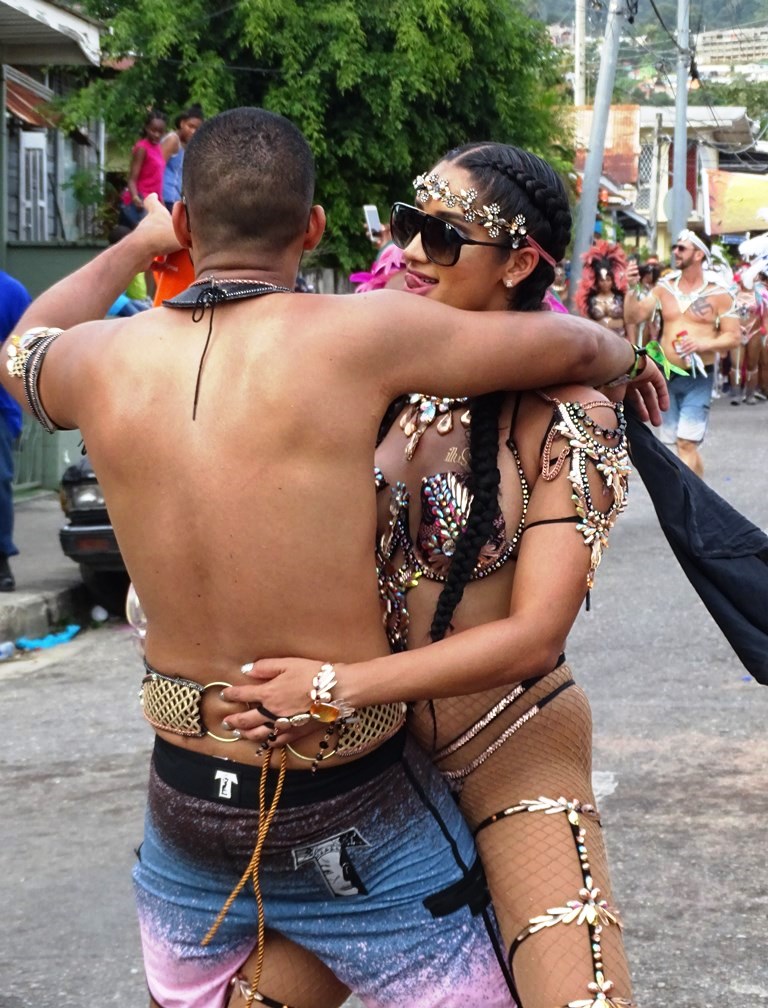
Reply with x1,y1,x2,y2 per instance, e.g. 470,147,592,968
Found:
390,202,508,267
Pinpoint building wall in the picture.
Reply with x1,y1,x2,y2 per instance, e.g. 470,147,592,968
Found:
6,240,104,298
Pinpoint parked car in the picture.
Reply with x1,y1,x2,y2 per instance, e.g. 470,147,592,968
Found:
59,454,129,613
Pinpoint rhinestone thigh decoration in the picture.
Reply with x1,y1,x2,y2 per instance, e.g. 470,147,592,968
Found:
474,797,636,1008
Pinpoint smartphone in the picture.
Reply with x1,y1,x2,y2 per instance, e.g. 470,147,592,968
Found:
363,204,382,241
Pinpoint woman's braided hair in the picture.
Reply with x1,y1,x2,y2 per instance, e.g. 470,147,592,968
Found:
427,143,572,643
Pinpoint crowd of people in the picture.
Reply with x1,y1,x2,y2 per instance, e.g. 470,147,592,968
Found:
2,104,766,1008
569,235,766,478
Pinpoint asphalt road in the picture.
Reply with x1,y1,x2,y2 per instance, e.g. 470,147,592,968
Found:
1,397,767,1006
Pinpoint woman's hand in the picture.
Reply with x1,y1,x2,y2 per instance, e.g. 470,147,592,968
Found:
220,657,330,742
625,357,668,426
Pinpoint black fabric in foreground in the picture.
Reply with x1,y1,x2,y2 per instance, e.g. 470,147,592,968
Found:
626,406,768,685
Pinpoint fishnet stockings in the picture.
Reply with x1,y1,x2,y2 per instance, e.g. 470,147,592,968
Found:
409,665,634,1008
227,930,349,1008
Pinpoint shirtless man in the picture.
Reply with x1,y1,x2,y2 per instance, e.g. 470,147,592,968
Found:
1,108,664,1008
625,229,740,477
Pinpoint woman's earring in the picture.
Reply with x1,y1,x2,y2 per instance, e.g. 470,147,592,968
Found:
504,279,515,289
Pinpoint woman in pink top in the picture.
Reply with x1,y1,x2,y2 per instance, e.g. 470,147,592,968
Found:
120,110,168,229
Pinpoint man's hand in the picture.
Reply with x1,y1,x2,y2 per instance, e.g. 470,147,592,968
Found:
133,193,182,260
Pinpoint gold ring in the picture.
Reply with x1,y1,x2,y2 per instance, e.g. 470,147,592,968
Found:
202,680,248,743
286,742,338,762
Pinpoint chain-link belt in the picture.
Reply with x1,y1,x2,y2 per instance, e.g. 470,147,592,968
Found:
139,662,406,756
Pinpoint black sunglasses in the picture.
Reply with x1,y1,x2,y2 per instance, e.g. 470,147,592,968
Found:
390,202,508,267
672,243,689,252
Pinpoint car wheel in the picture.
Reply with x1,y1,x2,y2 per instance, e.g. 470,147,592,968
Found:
79,566,131,617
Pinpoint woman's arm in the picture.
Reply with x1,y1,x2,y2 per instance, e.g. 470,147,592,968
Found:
222,396,627,732
127,143,147,206
161,132,180,162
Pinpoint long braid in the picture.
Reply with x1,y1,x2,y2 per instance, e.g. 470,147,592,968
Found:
426,144,571,642
429,391,504,642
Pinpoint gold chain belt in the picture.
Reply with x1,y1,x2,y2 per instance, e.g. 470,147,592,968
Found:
139,663,405,757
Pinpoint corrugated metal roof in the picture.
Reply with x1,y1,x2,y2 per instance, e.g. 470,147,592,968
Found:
5,76,56,126
572,105,641,185
0,0,101,66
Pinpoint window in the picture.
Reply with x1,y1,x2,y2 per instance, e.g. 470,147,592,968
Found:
19,131,48,241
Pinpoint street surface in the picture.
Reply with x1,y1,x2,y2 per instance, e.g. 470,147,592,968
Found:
1,397,767,1006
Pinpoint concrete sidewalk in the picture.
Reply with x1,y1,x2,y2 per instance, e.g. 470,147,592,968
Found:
0,492,91,640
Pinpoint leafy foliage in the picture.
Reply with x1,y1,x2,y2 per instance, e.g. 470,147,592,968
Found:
689,77,768,127
61,0,567,270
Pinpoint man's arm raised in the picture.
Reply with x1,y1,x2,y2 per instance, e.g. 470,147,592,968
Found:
11,195,179,339
623,286,658,326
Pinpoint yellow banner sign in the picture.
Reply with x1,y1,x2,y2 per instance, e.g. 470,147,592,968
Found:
703,169,768,234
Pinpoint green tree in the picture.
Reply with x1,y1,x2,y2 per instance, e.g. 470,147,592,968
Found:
689,76,768,128
62,0,568,270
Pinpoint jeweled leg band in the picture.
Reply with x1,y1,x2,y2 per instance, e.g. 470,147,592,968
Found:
229,974,297,1008
439,679,575,782
483,796,636,1008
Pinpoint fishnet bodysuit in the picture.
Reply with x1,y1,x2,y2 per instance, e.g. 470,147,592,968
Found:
376,391,635,1008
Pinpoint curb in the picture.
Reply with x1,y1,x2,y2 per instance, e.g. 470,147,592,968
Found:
0,581,91,642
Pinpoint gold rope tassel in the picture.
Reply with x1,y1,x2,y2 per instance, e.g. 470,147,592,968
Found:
201,746,289,1008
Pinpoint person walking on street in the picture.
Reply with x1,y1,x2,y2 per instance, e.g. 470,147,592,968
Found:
625,229,741,477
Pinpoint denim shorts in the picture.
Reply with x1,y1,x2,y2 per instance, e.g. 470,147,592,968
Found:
133,733,515,1008
660,368,714,445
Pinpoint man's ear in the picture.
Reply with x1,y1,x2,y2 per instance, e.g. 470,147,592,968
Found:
303,205,326,251
172,200,192,249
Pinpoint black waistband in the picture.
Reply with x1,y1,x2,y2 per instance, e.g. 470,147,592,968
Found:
152,729,406,809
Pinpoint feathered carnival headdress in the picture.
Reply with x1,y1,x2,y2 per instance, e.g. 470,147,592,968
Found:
349,244,406,293
575,239,628,317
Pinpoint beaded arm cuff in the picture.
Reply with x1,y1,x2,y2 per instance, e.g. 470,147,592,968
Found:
540,399,631,590
5,327,67,433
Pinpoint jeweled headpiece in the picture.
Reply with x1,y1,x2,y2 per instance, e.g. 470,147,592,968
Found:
413,173,556,268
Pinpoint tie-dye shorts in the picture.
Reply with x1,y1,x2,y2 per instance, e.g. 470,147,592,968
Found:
133,731,516,1008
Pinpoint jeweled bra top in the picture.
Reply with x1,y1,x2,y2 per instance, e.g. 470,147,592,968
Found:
375,392,630,653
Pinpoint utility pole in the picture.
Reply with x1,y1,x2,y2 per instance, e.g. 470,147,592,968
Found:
670,0,690,243
574,0,586,106
568,0,625,308
648,112,663,256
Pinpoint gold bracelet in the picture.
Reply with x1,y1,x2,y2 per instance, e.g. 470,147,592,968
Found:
309,662,357,723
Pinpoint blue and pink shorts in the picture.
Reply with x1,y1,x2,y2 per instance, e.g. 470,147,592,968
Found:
133,731,516,1008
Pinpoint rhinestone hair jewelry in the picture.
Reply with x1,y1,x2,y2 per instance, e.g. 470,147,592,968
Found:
413,173,556,268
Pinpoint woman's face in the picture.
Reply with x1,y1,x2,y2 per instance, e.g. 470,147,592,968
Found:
145,117,166,144
400,162,514,313
179,117,203,144
597,272,614,293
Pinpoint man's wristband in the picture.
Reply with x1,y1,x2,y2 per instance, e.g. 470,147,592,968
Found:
604,344,647,389
627,344,648,380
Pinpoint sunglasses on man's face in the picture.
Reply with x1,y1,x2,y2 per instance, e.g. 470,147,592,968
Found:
390,202,508,267
672,243,691,252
